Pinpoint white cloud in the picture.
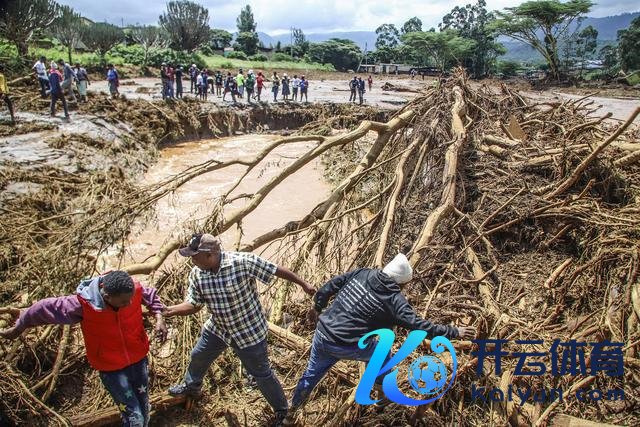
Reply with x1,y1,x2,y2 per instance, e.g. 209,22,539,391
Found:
58,0,639,34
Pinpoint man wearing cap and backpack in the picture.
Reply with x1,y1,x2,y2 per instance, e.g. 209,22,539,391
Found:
284,253,476,423
163,233,316,426
0,270,168,426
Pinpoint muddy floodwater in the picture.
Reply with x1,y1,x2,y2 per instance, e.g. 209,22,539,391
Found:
103,134,330,270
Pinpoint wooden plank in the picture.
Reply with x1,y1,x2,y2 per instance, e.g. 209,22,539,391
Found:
68,393,186,427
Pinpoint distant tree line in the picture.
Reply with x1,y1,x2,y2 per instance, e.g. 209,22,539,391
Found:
1,0,638,77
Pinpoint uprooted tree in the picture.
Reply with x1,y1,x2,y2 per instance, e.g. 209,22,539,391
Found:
1,70,639,426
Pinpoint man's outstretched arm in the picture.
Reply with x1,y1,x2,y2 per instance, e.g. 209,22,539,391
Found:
0,296,82,340
275,266,315,296
163,302,203,318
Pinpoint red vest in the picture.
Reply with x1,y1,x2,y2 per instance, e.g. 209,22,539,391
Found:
78,282,149,372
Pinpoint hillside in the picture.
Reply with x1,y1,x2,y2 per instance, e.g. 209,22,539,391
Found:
257,11,639,61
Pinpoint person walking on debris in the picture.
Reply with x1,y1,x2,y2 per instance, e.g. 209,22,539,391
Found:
33,55,50,98
281,73,290,101
0,65,16,125
0,270,168,427
367,75,373,91
285,254,476,422
299,75,308,103
245,70,256,103
271,71,280,102
357,76,366,105
49,63,70,120
163,234,316,426
349,76,358,102
291,75,300,101
214,70,223,96
189,63,199,93
175,66,184,99
107,63,119,99
74,62,90,103
59,59,78,103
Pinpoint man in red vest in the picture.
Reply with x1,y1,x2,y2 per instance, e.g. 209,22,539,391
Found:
0,270,167,426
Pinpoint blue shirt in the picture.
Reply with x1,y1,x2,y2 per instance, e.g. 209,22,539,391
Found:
63,64,76,81
107,69,118,82
48,72,62,94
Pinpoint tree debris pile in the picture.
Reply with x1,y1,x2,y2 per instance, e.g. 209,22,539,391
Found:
1,70,639,426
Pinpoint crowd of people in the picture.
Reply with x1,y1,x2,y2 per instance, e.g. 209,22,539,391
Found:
0,233,474,427
159,63,312,105
0,56,385,125
30,55,95,121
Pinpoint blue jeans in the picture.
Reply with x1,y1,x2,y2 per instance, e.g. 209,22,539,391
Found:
184,327,288,413
291,330,384,408
99,357,150,427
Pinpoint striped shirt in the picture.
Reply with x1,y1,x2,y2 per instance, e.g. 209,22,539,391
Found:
186,251,277,349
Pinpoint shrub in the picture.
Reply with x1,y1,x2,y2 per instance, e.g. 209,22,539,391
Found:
271,52,296,62
226,51,248,60
248,53,268,61
219,61,234,69
497,60,520,78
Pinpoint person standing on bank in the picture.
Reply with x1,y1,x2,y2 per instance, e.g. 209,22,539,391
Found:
281,73,290,101
0,270,168,427
164,233,316,426
271,72,280,102
175,66,184,99
285,253,476,422
189,63,198,94
299,76,309,103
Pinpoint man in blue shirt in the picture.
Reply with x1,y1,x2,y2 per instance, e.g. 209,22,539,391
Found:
48,63,69,121
107,64,119,99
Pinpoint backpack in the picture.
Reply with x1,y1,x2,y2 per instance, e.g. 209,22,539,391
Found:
245,74,255,88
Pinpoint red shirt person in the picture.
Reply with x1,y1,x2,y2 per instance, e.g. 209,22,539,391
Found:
0,270,167,426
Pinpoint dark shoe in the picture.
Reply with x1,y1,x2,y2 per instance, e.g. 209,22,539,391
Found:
168,383,202,398
273,410,288,427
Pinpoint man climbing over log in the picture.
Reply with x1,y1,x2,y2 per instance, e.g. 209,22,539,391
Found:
0,270,168,427
162,233,316,426
285,253,476,422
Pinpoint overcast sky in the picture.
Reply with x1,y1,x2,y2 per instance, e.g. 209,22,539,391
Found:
57,0,639,34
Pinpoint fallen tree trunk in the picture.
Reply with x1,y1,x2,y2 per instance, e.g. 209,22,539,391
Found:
68,394,186,427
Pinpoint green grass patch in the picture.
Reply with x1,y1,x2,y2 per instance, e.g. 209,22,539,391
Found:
201,54,335,72
627,72,640,86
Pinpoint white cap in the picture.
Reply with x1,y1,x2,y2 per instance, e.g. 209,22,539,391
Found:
382,253,413,284
248,69,253,74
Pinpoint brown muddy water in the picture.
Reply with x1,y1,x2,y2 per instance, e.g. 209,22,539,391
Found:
101,134,330,270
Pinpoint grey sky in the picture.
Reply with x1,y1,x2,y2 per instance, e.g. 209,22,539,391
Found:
58,0,639,35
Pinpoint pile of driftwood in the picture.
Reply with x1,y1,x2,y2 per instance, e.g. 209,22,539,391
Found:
1,69,639,426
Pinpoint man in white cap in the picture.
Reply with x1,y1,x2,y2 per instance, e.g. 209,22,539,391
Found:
163,233,316,426
286,253,475,417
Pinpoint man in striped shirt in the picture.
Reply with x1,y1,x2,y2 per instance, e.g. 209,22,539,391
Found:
164,233,315,425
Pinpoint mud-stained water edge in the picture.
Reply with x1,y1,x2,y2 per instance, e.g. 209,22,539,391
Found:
102,134,331,270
